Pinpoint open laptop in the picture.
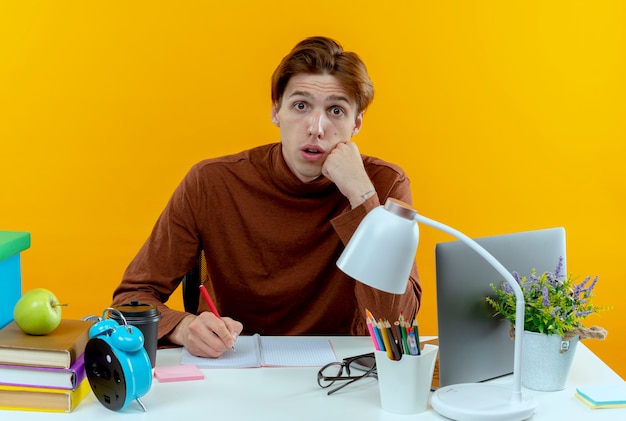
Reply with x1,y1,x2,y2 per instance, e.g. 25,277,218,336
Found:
434,227,566,387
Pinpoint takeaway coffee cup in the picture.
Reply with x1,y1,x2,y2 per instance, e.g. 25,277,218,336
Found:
111,300,161,368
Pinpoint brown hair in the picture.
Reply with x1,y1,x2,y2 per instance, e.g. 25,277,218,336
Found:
271,36,374,115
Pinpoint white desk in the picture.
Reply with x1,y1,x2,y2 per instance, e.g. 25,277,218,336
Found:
2,336,624,420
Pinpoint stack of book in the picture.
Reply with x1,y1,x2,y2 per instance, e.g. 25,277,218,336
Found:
0,319,93,413
575,385,626,409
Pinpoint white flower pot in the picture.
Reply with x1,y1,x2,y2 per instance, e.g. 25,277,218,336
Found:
521,330,579,391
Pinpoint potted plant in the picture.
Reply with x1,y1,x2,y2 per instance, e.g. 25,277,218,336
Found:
486,256,609,391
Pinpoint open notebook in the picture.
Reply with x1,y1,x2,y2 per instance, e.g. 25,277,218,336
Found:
180,334,337,368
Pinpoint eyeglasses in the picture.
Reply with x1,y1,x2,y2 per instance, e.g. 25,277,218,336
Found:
317,352,377,395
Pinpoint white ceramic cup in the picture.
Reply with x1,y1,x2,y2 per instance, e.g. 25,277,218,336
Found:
374,344,439,414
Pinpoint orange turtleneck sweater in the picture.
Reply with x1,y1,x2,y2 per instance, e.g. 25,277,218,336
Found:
112,143,421,340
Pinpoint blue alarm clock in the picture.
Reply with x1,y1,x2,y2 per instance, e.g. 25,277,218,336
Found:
84,308,153,411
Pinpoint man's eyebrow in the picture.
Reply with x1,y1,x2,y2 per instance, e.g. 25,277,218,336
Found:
289,90,313,98
288,90,351,104
326,94,351,104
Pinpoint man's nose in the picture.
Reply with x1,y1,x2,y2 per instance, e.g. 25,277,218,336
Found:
308,111,326,138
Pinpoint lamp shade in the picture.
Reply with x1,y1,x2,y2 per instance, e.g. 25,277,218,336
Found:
337,199,419,294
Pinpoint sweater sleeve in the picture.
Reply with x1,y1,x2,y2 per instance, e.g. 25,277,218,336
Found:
112,167,203,342
330,167,422,332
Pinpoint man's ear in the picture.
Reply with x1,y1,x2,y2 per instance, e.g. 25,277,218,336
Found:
352,112,364,136
271,104,280,127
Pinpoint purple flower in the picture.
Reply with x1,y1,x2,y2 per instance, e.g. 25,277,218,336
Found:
503,282,514,294
512,271,522,285
587,275,599,294
576,309,594,317
542,286,550,306
554,256,564,278
573,281,584,298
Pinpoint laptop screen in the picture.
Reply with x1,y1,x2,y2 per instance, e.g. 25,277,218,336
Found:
434,227,567,387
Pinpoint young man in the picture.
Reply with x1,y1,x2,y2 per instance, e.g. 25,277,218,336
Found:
112,36,421,358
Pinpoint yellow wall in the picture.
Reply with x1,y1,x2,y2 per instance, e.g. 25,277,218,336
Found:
2,2,624,378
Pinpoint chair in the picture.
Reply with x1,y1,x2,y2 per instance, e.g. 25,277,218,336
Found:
181,251,205,314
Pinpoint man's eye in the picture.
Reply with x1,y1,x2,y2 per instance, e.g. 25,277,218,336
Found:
294,102,307,111
329,107,344,116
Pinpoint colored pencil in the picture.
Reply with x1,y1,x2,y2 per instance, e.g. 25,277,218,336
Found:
378,319,395,360
407,331,419,355
412,317,421,355
400,321,409,355
199,284,235,351
365,310,380,350
385,320,402,360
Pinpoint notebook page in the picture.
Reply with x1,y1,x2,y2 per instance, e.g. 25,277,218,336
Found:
259,336,336,367
179,335,337,368
180,334,261,368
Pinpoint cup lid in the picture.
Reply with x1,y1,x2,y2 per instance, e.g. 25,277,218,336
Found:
112,300,160,318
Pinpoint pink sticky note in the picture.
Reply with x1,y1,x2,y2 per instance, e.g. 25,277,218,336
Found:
154,364,205,382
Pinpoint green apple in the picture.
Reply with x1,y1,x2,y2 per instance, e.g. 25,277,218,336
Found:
13,288,63,335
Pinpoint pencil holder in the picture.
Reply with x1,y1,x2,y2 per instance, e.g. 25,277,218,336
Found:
374,344,438,414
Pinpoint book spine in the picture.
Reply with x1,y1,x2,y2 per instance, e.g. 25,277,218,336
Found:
0,378,90,413
0,353,85,390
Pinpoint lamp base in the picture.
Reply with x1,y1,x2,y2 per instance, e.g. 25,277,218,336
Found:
431,383,537,421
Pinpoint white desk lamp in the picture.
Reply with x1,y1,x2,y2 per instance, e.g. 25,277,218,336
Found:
337,198,537,421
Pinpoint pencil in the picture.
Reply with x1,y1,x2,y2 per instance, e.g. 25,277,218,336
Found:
399,321,409,355
398,312,411,354
412,317,421,355
365,310,380,350
373,322,385,352
394,321,406,355
199,285,220,316
407,331,419,355
398,311,406,325
199,284,235,351
378,319,394,360
385,319,402,360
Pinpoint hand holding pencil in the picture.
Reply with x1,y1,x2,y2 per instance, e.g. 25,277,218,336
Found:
179,312,241,358
168,286,242,358
199,284,239,353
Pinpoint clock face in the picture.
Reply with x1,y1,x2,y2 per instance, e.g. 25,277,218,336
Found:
85,338,128,411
